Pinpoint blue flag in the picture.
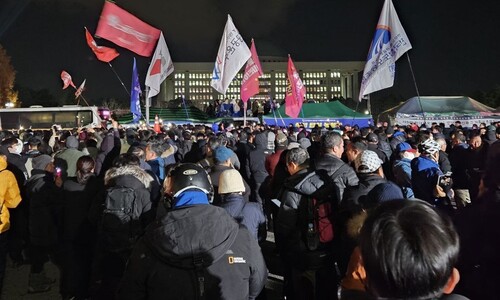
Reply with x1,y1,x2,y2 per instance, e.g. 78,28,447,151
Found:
131,57,142,123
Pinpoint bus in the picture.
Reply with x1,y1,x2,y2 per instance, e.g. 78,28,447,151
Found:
0,105,108,130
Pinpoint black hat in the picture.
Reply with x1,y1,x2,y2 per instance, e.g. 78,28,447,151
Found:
366,132,379,143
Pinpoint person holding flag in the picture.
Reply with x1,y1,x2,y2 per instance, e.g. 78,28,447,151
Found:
359,0,412,101
241,39,263,125
130,58,142,123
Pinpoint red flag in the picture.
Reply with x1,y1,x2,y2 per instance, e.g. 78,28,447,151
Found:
61,71,76,89
75,79,86,98
96,1,161,57
240,39,263,102
85,27,119,62
285,55,306,118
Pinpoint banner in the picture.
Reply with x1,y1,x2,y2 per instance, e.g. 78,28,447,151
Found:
285,55,306,118
131,58,142,123
61,71,76,89
96,1,161,57
211,15,251,95
240,39,263,102
359,0,412,101
145,32,174,99
84,27,119,62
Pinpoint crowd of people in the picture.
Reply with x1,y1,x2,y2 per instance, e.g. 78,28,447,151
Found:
0,117,497,299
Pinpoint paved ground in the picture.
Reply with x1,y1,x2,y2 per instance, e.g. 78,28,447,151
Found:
2,232,284,300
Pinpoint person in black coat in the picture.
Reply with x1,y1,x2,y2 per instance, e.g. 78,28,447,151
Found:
25,154,62,293
117,163,267,300
60,156,104,300
247,132,271,207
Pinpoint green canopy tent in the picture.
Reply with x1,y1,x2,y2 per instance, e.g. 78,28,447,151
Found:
117,106,210,125
262,101,373,128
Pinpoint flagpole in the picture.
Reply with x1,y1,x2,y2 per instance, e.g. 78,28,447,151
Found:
181,94,190,121
243,101,247,127
406,53,426,125
108,62,131,96
276,107,286,127
145,86,150,127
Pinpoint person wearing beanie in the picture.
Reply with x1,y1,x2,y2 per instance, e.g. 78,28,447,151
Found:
25,153,62,293
393,142,417,199
210,146,250,206
411,138,452,208
216,169,266,241
55,135,85,178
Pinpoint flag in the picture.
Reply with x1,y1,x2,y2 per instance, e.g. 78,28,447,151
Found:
359,0,412,101
145,32,174,99
61,71,76,89
240,39,263,102
131,57,142,123
85,27,119,62
96,1,161,57
75,79,86,98
285,55,306,118
211,15,251,95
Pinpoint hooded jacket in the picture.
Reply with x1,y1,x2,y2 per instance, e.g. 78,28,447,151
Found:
117,201,267,300
411,155,443,205
247,133,271,184
314,153,359,201
217,193,266,240
0,156,21,233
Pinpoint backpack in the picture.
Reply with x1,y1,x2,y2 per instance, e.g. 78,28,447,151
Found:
101,186,141,252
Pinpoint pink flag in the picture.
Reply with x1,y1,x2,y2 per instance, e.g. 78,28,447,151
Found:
285,55,306,118
61,71,76,89
85,27,119,62
96,1,161,57
240,39,263,102
75,79,86,98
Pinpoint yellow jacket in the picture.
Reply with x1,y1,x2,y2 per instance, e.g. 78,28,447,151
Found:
0,156,21,233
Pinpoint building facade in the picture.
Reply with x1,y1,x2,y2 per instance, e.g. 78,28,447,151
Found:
157,60,364,110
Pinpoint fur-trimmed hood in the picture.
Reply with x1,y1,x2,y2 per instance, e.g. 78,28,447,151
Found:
104,164,154,189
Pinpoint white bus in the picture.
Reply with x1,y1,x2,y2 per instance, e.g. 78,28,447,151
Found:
0,105,108,130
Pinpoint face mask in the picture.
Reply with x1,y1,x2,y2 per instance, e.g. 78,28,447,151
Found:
11,142,23,155
405,152,415,160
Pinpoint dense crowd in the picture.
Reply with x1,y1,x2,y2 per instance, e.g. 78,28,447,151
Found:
0,118,498,300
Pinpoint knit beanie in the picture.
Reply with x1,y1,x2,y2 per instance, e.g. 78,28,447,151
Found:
218,169,245,194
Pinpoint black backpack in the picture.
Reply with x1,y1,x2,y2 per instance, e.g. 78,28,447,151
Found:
101,186,142,252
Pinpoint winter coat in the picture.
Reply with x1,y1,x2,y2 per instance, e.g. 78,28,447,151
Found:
183,139,207,164
62,175,104,243
393,158,414,198
439,150,452,174
0,156,21,233
265,148,285,177
217,193,265,240
25,169,62,247
235,141,254,183
174,139,193,162
247,133,271,184
314,153,359,201
95,130,121,176
411,156,443,205
117,204,268,300
102,165,155,230
449,143,470,189
55,148,85,177
276,169,337,254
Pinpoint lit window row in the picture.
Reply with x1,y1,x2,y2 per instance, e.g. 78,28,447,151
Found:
275,80,288,86
307,87,328,92
188,73,212,79
174,81,186,86
330,86,341,92
190,81,210,87
189,88,212,93
303,72,326,78
275,73,286,79
174,74,185,79
174,88,185,93
330,72,341,78
191,95,213,100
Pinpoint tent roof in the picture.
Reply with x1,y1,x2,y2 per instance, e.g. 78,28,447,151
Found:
118,106,209,124
265,101,368,119
379,96,497,119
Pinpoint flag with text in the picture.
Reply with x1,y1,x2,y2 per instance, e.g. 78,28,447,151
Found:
96,1,161,57
285,56,306,118
240,39,263,102
211,15,251,95
61,71,76,89
359,0,412,101
145,32,174,99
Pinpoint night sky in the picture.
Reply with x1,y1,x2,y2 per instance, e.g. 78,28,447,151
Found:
1,0,499,105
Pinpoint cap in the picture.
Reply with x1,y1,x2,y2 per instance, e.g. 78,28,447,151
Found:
214,146,233,164
396,142,417,153
354,150,383,174
366,133,379,143
218,169,245,194
276,132,288,147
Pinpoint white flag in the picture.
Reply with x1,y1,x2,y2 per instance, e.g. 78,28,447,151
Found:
75,79,86,98
211,15,251,95
359,0,412,101
145,32,174,99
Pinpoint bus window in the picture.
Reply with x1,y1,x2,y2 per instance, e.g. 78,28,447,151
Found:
54,112,78,128
20,112,53,129
77,111,93,127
